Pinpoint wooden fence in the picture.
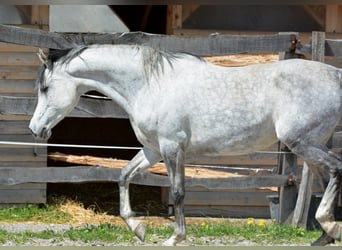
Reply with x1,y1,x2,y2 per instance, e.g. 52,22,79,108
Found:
0,25,341,223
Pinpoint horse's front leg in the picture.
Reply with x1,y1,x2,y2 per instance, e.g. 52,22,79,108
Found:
160,141,186,246
119,148,161,241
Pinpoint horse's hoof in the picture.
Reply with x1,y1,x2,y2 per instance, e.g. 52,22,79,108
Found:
134,223,146,242
311,232,335,246
163,238,176,246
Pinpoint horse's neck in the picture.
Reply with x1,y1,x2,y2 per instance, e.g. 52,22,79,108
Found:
72,47,147,113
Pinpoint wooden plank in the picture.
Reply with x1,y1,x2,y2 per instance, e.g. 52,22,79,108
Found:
0,162,46,167
0,183,46,190
0,25,295,55
0,189,45,204
0,115,31,121
0,52,40,66
183,205,270,218
0,120,31,134
0,66,38,80
172,190,272,206
0,166,289,189
6,0,342,5
48,152,273,180
0,42,42,53
0,96,128,119
0,148,46,162
0,80,35,94
0,134,40,142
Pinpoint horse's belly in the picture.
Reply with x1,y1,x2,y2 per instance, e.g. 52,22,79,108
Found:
187,121,278,156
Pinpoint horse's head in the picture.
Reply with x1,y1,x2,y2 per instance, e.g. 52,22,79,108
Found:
29,49,80,140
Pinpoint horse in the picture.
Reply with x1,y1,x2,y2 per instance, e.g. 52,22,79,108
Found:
29,44,341,246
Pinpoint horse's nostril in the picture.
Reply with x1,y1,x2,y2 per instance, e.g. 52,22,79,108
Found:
29,128,37,138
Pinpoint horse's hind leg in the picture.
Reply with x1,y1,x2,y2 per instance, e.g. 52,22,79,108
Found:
160,140,186,246
289,143,341,245
119,148,161,241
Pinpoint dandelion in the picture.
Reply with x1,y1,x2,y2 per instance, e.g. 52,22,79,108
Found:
247,218,254,225
201,222,206,228
258,219,266,227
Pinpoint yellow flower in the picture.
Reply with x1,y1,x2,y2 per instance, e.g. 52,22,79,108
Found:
258,219,266,227
201,222,206,227
247,218,254,225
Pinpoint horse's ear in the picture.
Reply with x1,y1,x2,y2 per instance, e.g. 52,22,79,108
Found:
37,48,52,69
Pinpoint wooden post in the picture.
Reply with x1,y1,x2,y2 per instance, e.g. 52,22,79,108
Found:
291,31,325,228
166,5,182,35
292,162,314,227
311,31,326,63
277,32,300,224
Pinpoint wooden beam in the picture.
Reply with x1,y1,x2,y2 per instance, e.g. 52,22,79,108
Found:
0,95,128,119
303,5,325,29
182,5,200,23
326,5,342,33
5,0,342,5
0,166,289,189
0,25,295,55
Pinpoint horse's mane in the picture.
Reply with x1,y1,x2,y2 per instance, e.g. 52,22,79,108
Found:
36,43,204,89
36,46,87,91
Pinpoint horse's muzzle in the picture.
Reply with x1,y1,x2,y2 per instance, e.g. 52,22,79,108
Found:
29,127,51,140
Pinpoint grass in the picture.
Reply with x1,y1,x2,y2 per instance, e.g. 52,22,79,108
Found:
0,202,329,245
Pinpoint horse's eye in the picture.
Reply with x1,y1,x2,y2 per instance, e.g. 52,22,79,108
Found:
40,85,49,92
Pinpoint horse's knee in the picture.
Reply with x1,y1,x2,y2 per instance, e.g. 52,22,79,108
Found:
170,188,185,205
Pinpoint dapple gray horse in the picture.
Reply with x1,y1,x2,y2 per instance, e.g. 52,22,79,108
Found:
29,44,341,246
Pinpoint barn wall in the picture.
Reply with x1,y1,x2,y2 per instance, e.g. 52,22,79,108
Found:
0,6,49,204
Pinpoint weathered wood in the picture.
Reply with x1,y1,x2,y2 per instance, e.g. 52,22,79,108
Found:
0,80,35,94
0,148,46,162
183,205,270,218
0,52,40,66
291,31,326,229
48,152,272,179
0,183,45,190
166,5,183,34
0,66,38,80
174,190,272,206
0,189,46,204
0,42,43,53
0,95,128,119
0,120,31,134
0,25,295,55
312,31,326,62
5,0,342,5
0,165,289,190
292,162,314,228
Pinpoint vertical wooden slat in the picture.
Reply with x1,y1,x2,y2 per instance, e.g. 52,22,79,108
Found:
291,31,325,228
166,5,182,35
